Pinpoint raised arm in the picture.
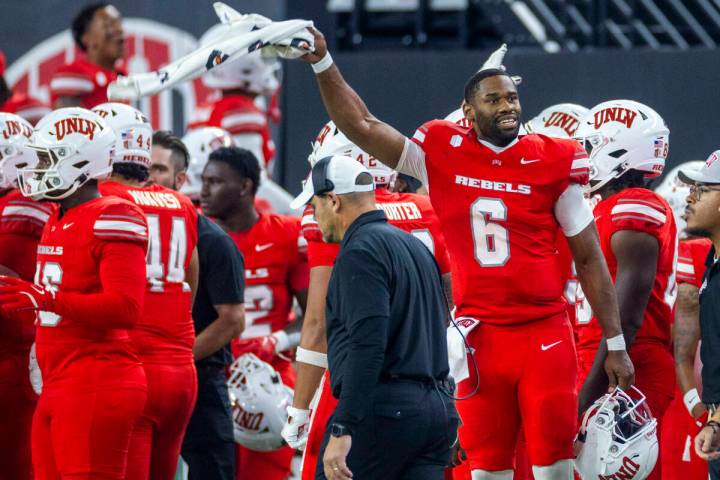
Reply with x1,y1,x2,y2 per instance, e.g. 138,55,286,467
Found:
302,29,406,168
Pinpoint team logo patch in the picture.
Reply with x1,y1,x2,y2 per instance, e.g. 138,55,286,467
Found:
593,107,638,130
1,119,33,139
707,151,719,168
450,135,463,148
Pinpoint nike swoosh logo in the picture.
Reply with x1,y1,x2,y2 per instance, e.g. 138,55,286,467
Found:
255,243,273,252
541,340,562,351
520,158,541,165
62,223,74,230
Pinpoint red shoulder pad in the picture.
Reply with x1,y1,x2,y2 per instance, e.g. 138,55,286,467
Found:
609,192,668,235
50,63,95,97
568,140,590,185
301,205,324,243
0,194,54,237
677,240,698,286
93,200,148,245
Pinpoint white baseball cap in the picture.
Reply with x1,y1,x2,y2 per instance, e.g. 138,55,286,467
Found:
679,150,720,185
290,155,375,209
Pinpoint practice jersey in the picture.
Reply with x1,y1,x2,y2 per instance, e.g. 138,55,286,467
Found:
0,93,51,124
677,238,712,289
34,196,148,392
576,188,677,349
0,190,55,354
301,187,452,275
49,56,125,109
226,213,308,339
187,95,275,168
401,121,590,324
100,181,198,364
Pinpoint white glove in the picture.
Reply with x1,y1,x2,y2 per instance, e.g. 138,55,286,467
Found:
282,406,311,450
28,342,42,395
478,43,522,85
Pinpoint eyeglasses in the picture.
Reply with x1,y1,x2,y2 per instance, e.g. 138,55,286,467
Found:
689,184,720,200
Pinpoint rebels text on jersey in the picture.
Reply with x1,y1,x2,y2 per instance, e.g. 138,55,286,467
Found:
301,187,452,274
576,188,677,349
227,213,308,340
34,196,148,392
677,238,712,289
401,120,590,324
100,181,198,364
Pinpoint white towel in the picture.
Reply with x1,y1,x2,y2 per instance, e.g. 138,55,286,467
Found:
446,316,480,384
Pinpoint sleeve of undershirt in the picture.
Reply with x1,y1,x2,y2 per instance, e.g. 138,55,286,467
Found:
554,183,594,237
397,137,429,186
53,241,147,330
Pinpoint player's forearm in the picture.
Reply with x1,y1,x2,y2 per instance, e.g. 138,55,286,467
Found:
55,291,142,329
675,283,701,394
193,306,244,361
576,256,622,339
292,361,326,410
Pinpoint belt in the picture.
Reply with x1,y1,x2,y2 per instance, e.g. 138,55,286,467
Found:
379,374,455,393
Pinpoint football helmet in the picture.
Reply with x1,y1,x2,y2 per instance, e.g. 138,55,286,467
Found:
575,387,658,480
181,127,234,199
0,113,35,188
655,161,704,237
309,121,396,187
525,103,589,138
199,23,280,95
18,108,115,201
227,353,293,452
574,100,669,193
92,103,153,168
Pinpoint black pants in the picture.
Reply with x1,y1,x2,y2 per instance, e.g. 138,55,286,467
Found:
710,459,720,480
181,366,236,480
316,381,459,479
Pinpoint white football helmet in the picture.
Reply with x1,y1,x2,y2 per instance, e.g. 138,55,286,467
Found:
525,103,589,138
310,121,396,187
575,387,658,480
655,161,704,237
18,108,115,201
180,127,234,199
0,113,35,188
200,24,280,95
92,103,153,168
575,100,669,193
227,353,293,452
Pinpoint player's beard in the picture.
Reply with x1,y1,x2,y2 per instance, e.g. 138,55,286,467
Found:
475,112,521,147
684,226,712,238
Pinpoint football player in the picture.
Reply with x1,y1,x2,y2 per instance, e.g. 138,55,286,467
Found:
0,107,148,479
94,103,200,480
199,146,309,480
292,29,633,480
574,100,676,480
0,50,51,124
50,4,126,108
0,112,52,480
188,24,296,215
280,121,453,480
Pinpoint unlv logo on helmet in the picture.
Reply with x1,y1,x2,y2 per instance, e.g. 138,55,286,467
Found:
233,405,265,432
2,120,33,139
544,111,580,136
53,117,99,141
598,456,641,479
593,107,638,130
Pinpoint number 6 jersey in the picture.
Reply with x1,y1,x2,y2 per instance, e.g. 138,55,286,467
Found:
399,120,590,325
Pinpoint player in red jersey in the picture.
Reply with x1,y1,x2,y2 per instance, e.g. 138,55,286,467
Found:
278,121,453,480
292,33,633,480
199,145,309,480
573,100,676,480
0,107,148,480
0,112,52,480
50,4,126,109
91,103,200,480
653,161,712,480
187,24,295,215
0,50,51,124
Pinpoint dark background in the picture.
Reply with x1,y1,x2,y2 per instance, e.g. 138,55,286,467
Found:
2,1,719,194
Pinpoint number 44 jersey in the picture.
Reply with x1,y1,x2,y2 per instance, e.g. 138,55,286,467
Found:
402,120,590,325
99,181,198,364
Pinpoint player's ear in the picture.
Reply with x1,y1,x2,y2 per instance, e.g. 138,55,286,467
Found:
175,171,187,190
461,100,474,124
328,193,341,213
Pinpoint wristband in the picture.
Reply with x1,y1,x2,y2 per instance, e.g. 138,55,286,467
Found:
684,388,702,416
296,347,328,368
312,52,333,74
606,334,626,351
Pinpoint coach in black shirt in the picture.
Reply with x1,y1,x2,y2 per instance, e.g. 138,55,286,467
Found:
290,155,458,480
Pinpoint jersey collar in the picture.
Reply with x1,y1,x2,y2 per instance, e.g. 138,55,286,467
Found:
476,135,521,154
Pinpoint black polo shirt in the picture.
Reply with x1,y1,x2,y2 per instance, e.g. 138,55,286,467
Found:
193,215,245,369
700,246,720,404
326,209,450,428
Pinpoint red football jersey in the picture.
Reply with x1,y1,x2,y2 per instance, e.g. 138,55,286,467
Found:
576,188,677,349
301,187,452,274
677,238,712,289
0,190,55,354
0,93,51,124
49,56,125,109
187,95,275,167
409,121,589,324
34,196,148,392
227,213,308,339
99,181,198,363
